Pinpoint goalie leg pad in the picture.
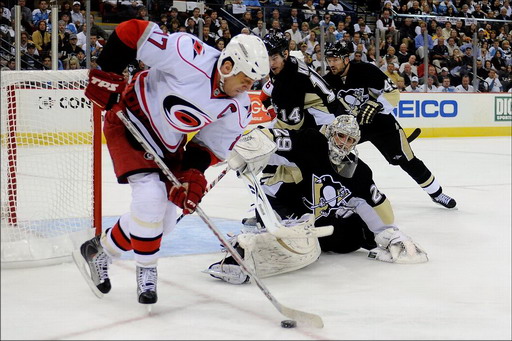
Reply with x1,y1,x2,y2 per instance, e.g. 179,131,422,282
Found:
237,231,322,278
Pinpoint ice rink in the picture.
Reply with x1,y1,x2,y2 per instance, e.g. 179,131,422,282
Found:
1,136,511,340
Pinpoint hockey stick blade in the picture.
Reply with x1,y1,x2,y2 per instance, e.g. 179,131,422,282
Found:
72,249,104,299
115,111,325,328
407,128,421,143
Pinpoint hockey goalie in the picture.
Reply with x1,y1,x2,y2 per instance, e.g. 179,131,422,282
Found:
205,115,428,285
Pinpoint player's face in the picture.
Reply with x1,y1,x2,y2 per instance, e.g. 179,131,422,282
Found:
223,72,255,97
269,53,286,75
326,56,345,75
333,132,356,154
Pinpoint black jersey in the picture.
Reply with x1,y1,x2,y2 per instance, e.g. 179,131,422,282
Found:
263,127,386,228
323,61,400,116
267,56,339,130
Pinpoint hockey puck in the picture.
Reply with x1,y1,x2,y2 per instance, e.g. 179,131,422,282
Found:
281,320,297,328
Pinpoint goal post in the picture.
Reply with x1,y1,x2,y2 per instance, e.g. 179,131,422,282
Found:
1,70,101,268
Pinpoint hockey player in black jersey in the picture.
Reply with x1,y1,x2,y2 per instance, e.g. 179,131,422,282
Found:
261,33,340,131
205,115,428,284
323,41,457,209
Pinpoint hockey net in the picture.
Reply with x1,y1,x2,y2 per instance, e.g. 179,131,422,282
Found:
1,70,101,268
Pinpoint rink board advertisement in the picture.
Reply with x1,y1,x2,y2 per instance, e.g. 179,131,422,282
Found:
390,93,511,137
246,91,510,138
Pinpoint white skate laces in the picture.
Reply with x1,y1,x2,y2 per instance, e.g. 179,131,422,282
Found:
136,266,158,304
432,193,457,209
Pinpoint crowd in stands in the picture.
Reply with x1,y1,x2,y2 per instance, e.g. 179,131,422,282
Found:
0,0,511,91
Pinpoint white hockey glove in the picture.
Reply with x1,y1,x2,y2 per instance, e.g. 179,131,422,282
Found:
228,129,277,175
368,228,428,264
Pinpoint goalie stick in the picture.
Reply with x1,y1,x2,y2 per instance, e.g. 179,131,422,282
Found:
116,111,325,329
175,166,230,224
239,170,334,239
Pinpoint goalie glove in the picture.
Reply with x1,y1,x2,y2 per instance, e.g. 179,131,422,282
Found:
357,100,383,125
85,69,126,110
228,129,277,175
368,227,428,264
168,169,207,215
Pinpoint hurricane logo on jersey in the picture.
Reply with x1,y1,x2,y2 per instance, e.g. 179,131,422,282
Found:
163,95,212,133
303,174,351,220
337,88,368,112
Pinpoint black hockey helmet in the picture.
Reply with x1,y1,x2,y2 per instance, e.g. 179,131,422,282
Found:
263,32,289,56
324,41,353,59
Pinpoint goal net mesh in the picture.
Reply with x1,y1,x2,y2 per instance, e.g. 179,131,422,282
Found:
1,70,97,268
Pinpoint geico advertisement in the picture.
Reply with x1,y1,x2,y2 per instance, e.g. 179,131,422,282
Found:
19,89,92,131
391,93,511,127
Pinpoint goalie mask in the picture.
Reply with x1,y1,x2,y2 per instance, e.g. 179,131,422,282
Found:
217,34,270,91
324,115,360,177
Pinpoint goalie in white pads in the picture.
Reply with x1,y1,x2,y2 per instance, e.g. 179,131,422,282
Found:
205,115,428,284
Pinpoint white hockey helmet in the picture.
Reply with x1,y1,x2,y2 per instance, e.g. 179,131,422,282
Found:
324,115,360,165
217,34,270,88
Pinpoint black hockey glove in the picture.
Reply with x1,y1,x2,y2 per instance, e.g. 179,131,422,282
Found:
357,100,383,125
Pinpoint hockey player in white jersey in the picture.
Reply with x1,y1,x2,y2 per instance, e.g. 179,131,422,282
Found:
73,19,269,304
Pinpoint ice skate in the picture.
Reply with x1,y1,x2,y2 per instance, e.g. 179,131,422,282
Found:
432,192,457,209
137,266,158,304
205,258,250,285
72,234,112,298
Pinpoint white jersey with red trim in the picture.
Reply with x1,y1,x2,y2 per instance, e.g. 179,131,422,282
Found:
126,24,252,160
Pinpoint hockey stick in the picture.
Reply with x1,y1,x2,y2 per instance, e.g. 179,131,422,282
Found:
407,128,421,143
175,166,230,224
240,171,333,239
116,111,325,329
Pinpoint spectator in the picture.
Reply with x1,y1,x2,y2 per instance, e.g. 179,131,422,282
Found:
315,0,328,18
63,33,84,58
303,30,318,56
455,75,475,92
400,62,417,85
217,19,229,38
415,21,434,59
376,8,398,45
214,37,225,50
302,0,316,21
399,17,416,50
11,0,33,33
135,6,149,21
418,64,439,85
437,76,456,92
88,14,109,40
491,49,507,72
327,0,344,24
32,19,51,57
81,33,103,57
396,43,412,65
19,30,37,55
59,0,72,18
384,62,401,85
21,43,41,69
319,13,336,31
285,22,302,44
286,8,303,27
300,21,310,40
485,69,503,91
60,12,77,34
421,75,438,92
405,76,422,91
431,36,450,70
240,11,253,29
400,54,418,74
76,49,87,68
437,0,457,15
185,17,198,36
32,0,50,25
201,25,216,46
71,1,84,27
252,20,266,38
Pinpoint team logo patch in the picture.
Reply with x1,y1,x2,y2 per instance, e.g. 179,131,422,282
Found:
337,88,368,112
162,95,212,132
193,40,204,57
303,174,351,219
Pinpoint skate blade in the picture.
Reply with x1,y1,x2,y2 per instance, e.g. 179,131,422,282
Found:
72,249,104,299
